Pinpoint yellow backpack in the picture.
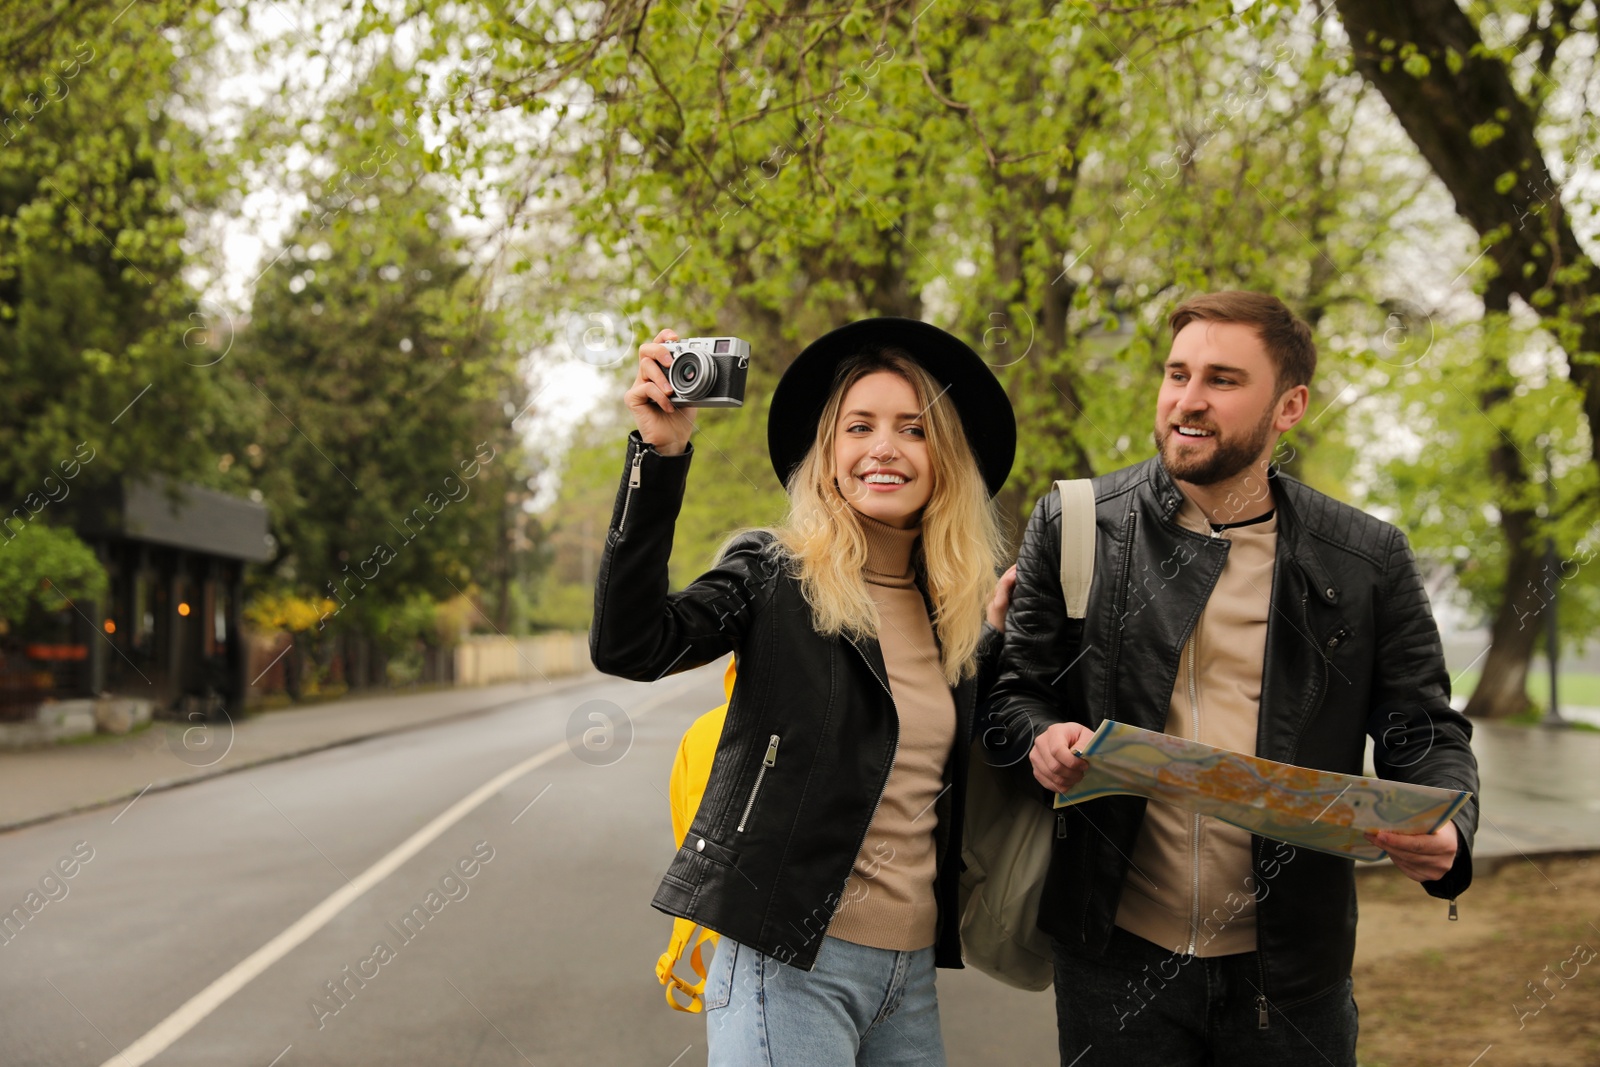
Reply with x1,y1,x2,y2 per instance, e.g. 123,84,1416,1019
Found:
655,656,737,1012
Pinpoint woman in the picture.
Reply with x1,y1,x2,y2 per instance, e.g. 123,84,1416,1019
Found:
590,318,1017,1066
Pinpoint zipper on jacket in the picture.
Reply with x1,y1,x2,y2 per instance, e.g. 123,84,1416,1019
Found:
1185,635,1202,956
1183,526,1222,956
736,733,780,832
1253,836,1271,1029
1448,898,1458,921
1255,584,1335,1032
617,448,643,536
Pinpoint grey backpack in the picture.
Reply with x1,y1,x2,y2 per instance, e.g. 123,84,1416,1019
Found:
958,479,1094,990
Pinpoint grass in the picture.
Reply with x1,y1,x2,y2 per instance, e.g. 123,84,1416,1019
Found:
1354,856,1600,1067
1450,668,1600,709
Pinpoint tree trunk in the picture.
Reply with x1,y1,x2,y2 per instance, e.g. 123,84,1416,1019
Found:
1463,511,1542,719
1465,431,1545,718
1465,280,1540,718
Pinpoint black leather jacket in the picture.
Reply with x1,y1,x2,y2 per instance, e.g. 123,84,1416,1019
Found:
590,433,995,971
987,457,1479,1011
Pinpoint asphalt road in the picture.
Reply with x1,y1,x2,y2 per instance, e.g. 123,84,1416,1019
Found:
0,662,1058,1066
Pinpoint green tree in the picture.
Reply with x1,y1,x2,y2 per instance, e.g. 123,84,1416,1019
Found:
218,161,533,679
1368,284,1600,718
0,0,234,490
0,524,107,626
1322,0,1600,714
506,2,1434,622
1,1,237,630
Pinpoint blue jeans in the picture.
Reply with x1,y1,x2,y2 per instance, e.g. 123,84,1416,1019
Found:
1052,929,1358,1066
704,935,947,1067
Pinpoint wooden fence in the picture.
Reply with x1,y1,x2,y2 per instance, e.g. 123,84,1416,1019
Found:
453,632,591,687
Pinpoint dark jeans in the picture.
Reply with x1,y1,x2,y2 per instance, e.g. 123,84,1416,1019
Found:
1051,929,1358,1067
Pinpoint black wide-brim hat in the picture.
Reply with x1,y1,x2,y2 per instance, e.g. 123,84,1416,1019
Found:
767,317,1016,498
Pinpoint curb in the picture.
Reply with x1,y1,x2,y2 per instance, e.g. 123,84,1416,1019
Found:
0,670,601,837
1355,846,1600,876
1471,847,1600,870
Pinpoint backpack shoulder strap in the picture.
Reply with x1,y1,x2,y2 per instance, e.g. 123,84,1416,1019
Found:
1054,479,1095,620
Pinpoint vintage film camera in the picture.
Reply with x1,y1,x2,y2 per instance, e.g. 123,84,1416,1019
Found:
663,337,750,407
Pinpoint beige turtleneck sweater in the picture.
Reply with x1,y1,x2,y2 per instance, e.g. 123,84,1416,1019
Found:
826,516,956,952
1114,495,1278,957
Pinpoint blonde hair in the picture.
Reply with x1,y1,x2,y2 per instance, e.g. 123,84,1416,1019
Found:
733,349,1004,684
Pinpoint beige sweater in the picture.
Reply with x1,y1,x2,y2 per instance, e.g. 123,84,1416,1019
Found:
826,517,956,951
1114,496,1278,957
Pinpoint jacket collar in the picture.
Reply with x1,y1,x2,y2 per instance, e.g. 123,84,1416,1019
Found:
1268,468,1342,608
1143,458,1341,608
1145,457,1190,522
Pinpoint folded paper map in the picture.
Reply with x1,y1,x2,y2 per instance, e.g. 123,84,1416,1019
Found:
1053,720,1472,861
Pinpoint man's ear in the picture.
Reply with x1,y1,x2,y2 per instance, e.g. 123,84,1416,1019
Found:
1274,383,1310,433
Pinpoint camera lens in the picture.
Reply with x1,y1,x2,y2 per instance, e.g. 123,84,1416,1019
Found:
668,351,715,401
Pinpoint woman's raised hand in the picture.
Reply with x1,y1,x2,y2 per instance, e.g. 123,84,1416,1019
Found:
625,328,698,456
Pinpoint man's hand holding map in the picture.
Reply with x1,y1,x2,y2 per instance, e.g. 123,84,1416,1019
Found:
1054,720,1473,862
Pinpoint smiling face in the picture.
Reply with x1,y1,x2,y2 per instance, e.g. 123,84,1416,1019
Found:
831,370,934,529
1154,320,1306,487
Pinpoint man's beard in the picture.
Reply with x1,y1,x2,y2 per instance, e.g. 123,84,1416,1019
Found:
1154,404,1276,486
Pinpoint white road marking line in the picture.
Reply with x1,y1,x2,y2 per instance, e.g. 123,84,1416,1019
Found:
98,673,710,1067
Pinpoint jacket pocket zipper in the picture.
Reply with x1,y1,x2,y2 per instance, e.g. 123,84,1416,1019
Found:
736,734,780,832
1281,592,1329,770
617,448,643,536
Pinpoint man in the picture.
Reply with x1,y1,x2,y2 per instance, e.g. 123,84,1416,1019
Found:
987,291,1478,1065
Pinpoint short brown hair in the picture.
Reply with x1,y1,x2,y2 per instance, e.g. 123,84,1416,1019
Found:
1168,291,1317,393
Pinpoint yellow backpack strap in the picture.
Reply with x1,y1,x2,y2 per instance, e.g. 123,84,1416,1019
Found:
657,920,720,1012
656,655,737,1012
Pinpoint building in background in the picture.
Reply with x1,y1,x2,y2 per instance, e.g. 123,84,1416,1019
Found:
0,477,273,727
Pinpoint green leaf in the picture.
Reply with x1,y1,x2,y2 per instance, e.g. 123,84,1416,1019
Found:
1472,121,1506,147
